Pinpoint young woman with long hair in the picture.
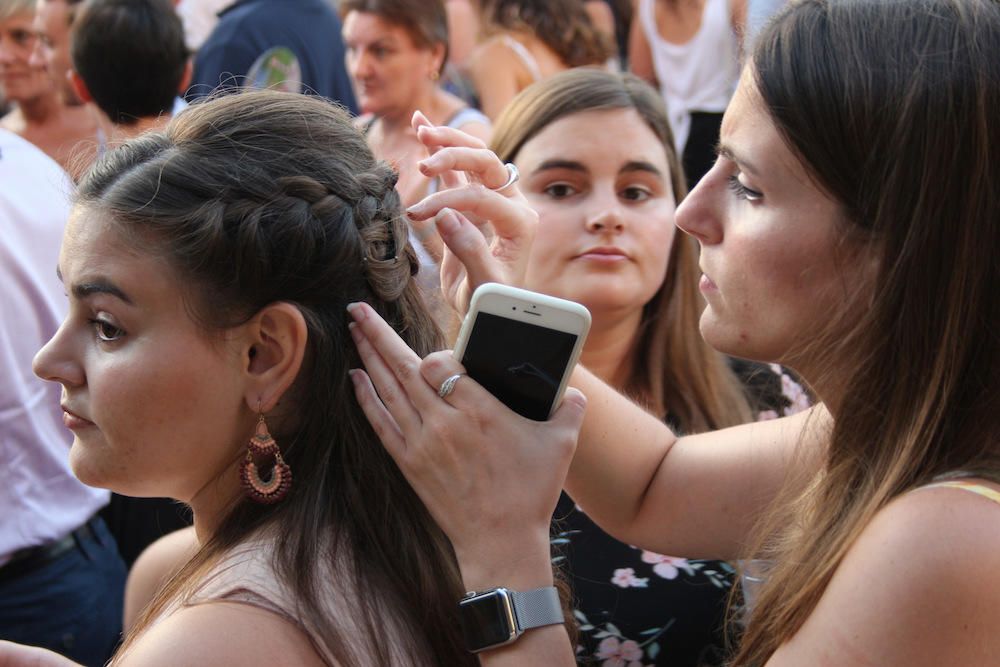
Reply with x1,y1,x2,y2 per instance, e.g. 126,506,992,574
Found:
4,89,485,666
348,0,1000,664
489,67,806,665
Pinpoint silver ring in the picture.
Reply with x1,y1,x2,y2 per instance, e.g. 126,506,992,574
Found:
438,373,465,398
490,162,519,193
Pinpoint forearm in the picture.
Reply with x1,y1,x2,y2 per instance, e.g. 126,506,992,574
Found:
564,366,829,559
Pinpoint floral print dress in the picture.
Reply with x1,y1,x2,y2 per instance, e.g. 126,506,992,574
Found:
557,362,809,667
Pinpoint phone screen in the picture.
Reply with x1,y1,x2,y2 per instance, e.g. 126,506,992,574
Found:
461,311,580,421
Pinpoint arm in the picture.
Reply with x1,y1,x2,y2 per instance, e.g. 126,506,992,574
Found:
627,0,657,85
565,366,828,559
768,485,1000,665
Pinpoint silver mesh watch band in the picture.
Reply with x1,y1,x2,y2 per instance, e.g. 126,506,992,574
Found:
510,586,563,631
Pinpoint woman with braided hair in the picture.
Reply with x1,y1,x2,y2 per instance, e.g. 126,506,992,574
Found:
0,89,561,666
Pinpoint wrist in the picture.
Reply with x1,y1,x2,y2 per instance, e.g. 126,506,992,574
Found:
455,532,553,593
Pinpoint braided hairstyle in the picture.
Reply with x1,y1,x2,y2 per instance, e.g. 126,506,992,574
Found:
76,90,474,665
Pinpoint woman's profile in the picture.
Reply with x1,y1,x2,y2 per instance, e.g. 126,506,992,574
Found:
23,90,482,666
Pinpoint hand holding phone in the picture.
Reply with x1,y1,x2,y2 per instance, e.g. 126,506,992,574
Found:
453,284,591,420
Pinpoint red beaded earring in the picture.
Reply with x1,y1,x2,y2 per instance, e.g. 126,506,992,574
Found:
240,412,292,504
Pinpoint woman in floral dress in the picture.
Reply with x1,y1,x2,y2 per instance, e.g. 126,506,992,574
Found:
489,68,808,666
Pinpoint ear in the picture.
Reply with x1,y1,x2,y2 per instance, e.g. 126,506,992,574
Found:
69,70,92,104
177,58,193,96
241,302,308,414
430,42,447,77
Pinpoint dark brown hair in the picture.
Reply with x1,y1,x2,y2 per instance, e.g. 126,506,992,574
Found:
735,0,1000,663
71,0,188,124
76,90,476,666
491,68,752,431
480,0,614,68
339,0,450,74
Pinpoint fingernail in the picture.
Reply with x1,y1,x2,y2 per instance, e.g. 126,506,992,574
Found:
435,208,459,234
406,203,428,220
346,302,366,321
347,369,362,385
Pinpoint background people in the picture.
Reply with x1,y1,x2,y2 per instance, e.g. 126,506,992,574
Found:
465,0,614,119
629,0,745,190
187,0,357,113
69,0,190,143
1,0,104,174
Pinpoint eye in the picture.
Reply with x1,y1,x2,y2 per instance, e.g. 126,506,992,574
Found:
542,183,578,199
727,175,763,201
620,186,652,202
89,316,125,343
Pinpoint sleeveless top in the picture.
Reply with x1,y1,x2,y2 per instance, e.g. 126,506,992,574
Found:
135,536,428,666
498,34,544,82
917,478,1000,505
638,0,740,154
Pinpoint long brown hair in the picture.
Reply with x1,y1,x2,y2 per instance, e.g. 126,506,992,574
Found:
734,1,1000,663
76,91,476,666
480,0,614,69
491,68,752,431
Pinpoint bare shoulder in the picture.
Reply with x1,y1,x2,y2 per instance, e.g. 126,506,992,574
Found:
116,601,330,667
772,480,1000,666
125,526,199,630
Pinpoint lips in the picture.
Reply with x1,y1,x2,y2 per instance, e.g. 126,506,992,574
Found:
61,404,95,429
575,246,630,261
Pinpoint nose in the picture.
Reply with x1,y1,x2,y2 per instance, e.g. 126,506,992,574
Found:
27,37,45,70
347,47,372,81
33,319,85,389
585,190,626,234
675,163,724,245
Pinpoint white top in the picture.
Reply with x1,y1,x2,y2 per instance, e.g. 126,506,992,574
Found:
639,0,741,153
0,130,109,564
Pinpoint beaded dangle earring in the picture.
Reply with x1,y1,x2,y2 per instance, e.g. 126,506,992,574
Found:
240,411,292,504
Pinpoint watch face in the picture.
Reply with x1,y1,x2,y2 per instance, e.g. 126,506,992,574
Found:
459,590,518,652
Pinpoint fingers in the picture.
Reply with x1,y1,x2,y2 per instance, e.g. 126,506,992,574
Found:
413,117,488,152
407,184,535,233
418,147,510,190
348,320,425,436
435,208,503,292
348,369,407,459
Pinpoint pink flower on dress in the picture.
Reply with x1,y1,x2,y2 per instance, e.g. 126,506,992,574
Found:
781,373,811,415
595,637,644,667
640,552,689,579
611,567,649,588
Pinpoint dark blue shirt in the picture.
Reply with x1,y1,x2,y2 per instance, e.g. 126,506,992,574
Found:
188,0,357,113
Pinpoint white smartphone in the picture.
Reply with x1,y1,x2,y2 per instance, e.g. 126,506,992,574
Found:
453,283,591,421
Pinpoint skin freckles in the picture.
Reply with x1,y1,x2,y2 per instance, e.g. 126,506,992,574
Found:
32,207,252,509
519,108,677,322
675,72,866,375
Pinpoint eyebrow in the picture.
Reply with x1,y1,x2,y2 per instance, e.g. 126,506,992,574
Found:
716,143,761,177
531,159,664,178
56,267,134,305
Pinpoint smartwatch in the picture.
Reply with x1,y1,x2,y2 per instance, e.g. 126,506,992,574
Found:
458,586,564,653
